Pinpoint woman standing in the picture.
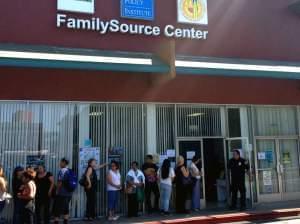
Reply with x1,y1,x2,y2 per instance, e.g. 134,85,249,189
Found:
0,166,7,217
84,159,107,221
190,156,202,211
35,165,55,224
175,156,190,214
12,166,25,224
125,161,145,218
158,159,175,215
18,169,36,224
106,161,121,221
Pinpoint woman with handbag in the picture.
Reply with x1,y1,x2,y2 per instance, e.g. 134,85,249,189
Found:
35,165,55,224
190,156,202,212
83,159,107,221
175,156,190,214
125,161,145,218
106,161,121,221
18,168,37,224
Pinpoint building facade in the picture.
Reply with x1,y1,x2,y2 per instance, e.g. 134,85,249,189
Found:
1,0,300,220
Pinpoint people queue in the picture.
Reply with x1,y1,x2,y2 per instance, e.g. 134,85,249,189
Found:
0,151,249,223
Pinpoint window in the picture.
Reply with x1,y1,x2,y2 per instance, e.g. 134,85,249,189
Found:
228,108,241,138
57,0,95,14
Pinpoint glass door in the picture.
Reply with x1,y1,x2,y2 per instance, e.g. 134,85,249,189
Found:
177,139,205,208
279,139,300,200
256,139,281,202
226,137,253,207
256,138,300,202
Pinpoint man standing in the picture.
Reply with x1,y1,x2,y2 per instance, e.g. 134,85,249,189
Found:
142,155,160,213
53,158,74,224
228,150,250,211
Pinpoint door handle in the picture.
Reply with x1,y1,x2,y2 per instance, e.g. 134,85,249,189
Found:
280,164,284,174
276,165,282,175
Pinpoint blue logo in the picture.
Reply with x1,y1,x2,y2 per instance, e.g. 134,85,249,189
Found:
121,0,155,21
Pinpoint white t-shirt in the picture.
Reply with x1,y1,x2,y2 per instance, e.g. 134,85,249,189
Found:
190,162,201,180
107,170,121,191
158,168,175,186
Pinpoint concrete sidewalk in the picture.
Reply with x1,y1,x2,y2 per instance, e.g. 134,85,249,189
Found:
71,200,300,224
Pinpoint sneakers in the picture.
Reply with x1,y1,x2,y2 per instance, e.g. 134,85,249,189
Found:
108,215,120,221
113,215,120,221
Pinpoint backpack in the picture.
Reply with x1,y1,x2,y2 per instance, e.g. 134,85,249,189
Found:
63,169,78,192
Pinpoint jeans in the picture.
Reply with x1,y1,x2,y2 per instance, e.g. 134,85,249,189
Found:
192,179,200,210
108,191,119,210
145,182,160,212
160,183,172,212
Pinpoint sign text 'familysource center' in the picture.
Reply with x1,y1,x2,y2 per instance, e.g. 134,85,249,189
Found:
56,0,209,40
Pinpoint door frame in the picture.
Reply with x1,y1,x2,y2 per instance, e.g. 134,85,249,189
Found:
176,136,226,209
254,136,300,202
225,137,254,207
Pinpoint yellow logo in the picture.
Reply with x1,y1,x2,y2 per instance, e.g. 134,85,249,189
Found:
181,0,205,21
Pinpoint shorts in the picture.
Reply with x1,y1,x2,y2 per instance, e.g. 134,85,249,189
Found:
53,196,71,217
107,191,119,210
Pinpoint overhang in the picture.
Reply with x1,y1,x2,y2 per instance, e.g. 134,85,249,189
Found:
1,44,300,80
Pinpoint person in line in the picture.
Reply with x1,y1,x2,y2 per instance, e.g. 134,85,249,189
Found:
190,156,202,212
84,159,107,221
175,156,190,214
142,155,160,213
125,161,145,218
18,168,37,224
12,166,25,224
35,165,55,224
157,159,175,216
106,160,121,221
0,165,7,218
228,150,250,211
53,158,73,224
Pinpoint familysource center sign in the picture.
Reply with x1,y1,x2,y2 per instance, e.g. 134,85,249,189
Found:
56,0,209,40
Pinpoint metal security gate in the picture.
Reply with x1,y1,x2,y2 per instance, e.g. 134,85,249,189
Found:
156,104,175,155
252,106,300,203
0,102,76,221
0,102,146,221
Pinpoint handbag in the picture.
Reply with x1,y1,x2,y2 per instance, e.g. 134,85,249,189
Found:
3,192,12,205
79,174,87,187
125,185,133,194
182,174,193,186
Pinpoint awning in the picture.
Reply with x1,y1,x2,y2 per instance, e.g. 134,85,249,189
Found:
1,44,300,79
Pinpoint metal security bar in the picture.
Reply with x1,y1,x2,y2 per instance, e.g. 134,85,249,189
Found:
1,101,300,220
253,106,298,136
0,102,76,220
156,104,175,155
109,103,146,214
176,105,222,137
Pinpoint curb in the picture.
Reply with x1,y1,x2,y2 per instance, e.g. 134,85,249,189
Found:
144,208,300,224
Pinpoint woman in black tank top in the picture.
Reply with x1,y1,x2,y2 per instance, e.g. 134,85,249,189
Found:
84,159,107,221
35,165,54,224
